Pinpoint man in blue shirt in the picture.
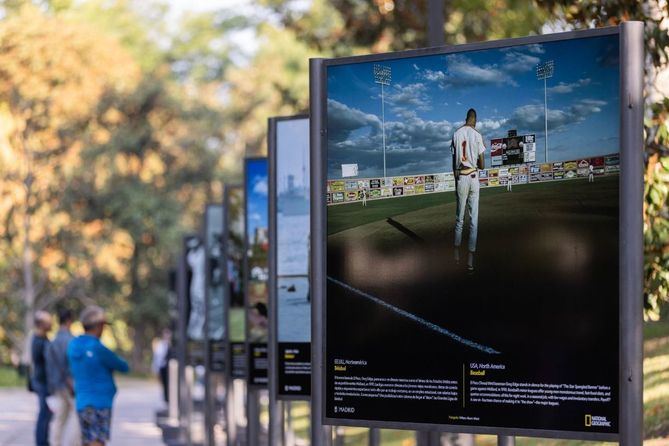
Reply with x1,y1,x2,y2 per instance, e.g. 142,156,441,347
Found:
68,306,129,446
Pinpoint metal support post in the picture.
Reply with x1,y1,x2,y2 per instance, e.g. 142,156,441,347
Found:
619,19,644,446
310,57,333,446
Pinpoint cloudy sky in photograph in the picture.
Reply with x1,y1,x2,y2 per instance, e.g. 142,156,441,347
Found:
326,34,620,179
277,117,310,194
245,157,268,244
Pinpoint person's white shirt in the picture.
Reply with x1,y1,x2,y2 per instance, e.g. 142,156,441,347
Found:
452,125,486,170
152,339,169,375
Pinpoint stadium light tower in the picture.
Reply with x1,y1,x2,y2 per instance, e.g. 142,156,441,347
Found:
374,64,391,179
536,60,554,163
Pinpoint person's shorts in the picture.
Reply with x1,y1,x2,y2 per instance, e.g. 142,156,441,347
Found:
78,406,111,443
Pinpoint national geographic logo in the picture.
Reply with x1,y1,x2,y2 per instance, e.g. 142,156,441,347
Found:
585,414,611,427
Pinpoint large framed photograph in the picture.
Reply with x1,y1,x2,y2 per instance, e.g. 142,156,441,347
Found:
269,115,312,400
245,157,270,387
311,25,643,441
225,186,247,379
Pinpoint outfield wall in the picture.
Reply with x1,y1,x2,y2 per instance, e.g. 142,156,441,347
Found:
326,153,620,206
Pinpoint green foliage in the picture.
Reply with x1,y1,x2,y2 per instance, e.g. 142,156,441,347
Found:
60,74,224,366
0,2,233,370
261,0,547,54
168,10,250,83
66,0,168,71
645,152,669,319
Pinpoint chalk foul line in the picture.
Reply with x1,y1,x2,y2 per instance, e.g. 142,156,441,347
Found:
327,276,500,355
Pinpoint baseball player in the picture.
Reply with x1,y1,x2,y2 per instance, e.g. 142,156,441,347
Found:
588,164,594,183
361,187,368,206
507,173,513,192
451,108,485,272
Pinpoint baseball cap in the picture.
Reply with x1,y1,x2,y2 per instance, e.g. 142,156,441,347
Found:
80,306,108,328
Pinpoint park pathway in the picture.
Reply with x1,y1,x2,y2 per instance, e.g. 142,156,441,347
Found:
0,377,164,446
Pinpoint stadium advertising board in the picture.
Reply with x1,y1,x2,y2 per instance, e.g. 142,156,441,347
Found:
245,158,270,386
311,25,644,441
225,186,247,378
205,204,226,371
269,116,312,399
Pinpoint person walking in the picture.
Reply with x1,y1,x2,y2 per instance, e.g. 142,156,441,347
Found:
68,306,129,446
451,108,486,273
46,309,81,446
31,310,53,446
151,329,171,405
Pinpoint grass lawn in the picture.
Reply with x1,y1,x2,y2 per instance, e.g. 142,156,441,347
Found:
0,365,24,387
286,401,416,446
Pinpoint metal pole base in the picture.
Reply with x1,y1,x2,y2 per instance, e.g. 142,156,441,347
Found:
368,428,380,446
443,433,473,446
497,435,515,446
416,431,441,446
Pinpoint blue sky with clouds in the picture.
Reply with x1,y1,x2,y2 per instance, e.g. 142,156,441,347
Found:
277,118,310,194
326,34,620,179
245,157,268,244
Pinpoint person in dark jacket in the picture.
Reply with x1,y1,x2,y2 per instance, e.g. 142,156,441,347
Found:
31,310,53,446
46,308,80,446
67,306,129,446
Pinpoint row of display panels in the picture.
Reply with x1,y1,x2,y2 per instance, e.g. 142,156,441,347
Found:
172,22,643,445
177,117,312,399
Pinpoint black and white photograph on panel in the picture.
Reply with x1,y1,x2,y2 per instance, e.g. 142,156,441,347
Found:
274,117,311,398
245,158,270,386
185,234,206,364
324,32,620,437
205,204,226,371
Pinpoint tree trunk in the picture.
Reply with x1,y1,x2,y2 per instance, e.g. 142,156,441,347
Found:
132,326,149,374
21,149,35,366
128,242,149,373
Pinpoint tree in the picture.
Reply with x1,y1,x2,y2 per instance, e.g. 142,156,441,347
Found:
221,23,315,160
0,4,141,361
536,0,669,319
0,1,246,369
62,73,225,369
261,0,547,54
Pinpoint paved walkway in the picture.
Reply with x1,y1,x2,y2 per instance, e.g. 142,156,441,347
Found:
0,377,164,446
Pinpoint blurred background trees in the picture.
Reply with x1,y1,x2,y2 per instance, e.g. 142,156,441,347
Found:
0,0,667,370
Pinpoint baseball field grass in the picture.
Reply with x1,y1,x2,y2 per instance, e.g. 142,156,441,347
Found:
328,176,616,238
321,175,669,444
229,307,246,342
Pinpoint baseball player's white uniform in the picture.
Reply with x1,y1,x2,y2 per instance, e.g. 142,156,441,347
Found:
451,125,486,254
